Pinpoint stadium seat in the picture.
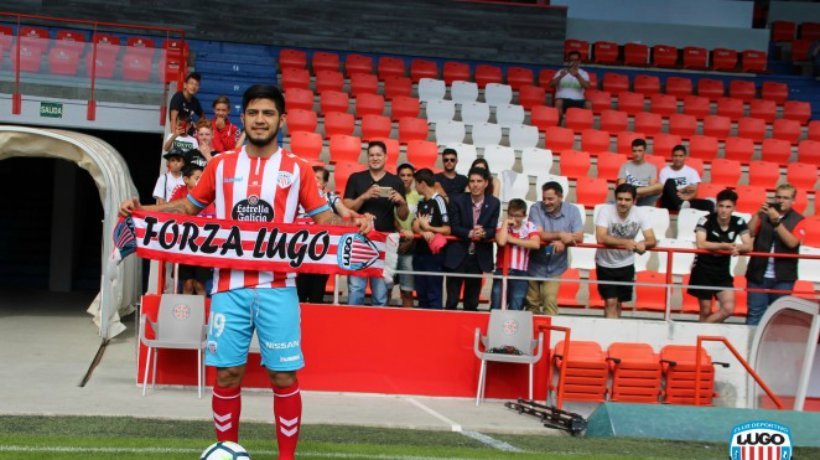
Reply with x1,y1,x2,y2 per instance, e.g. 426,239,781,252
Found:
425,99,456,124
607,342,662,404
506,66,534,90
748,160,781,189
702,115,731,139
783,101,811,125
361,114,393,140
279,49,307,70
329,134,363,164
560,150,592,179
85,49,117,79
556,268,582,307
319,90,350,114
709,158,741,187
565,108,595,131
434,120,466,145
418,78,446,102
355,93,385,117
484,83,513,107
460,101,490,125
749,99,777,123
470,122,503,148
602,73,630,94
772,118,801,144
406,140,439,170
802,22,820,41
633,271,667,312
121,53,152,81
537,68,557,90
575,176,608,208
530,105,559,132
48,47,81,76
792,190,809,215
760,138,792,164
332,161,366,194
451,80,479,104
660,344,717,405
384,76,412,100
740,49,767,73
349,72,379,97
475,64,503,88
552,340,608,402
483,145,516,172
616,131,646,155
682,46,708,69
668,114,697,138
652,44,679,68
568,233,598,272
517,85,546,111
586,71,599,89
649,94,678,118
617,91,645,116
410,59,438,83
684,156,706,179
377,56,405,80
545,126,576,152
634,112,663,137
599,110,628,133
286,109,318,134
581,129,612,154
644,153,666,174
390,95,420,121
771,20,796,42
344,53,373,76
315,70,345,93
761,82,788,104
728,80,756,101
716,97,745,121
786,162,818,190
682,95,711,120
285,88,315,112
633,74,661,96
696,182,724,201
593,41,619,64
398,117,429,144
624,43,649,66
676,208,709,241
312,51,340,72
521,147,554,174
443,61,471,85
737,117,766,143
280,67,311,91
665,76,693,99
697,79,724,101
509,124,539,150
798,140,820,163
451,143,479,176
723,137,755,163
324,111,355,138
688,135,719,162
791,39,812,62
711,48,738,71
595,152,626,182
586,90,613,114
651,133,682,156
563,38,590,61
289,131,323,161
734,185,768,213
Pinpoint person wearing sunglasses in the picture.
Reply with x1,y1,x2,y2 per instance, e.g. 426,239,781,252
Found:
434,148,467,201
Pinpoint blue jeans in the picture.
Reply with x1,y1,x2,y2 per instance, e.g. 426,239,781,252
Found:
490,269,529,310
746,278,794,326
347,276,388,306
413,253,444,309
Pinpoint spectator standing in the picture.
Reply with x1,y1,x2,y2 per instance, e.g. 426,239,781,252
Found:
745,184,806,326
595,184,656,318
412,168,451,309
491,199,541,310
211,95,245,153
469,158,501,199
550,50,591,124
343,141,409,305
688,189,752,323
443,167,500,311
435,147,468,200
163,112,199,153
525,181,584,315
656,145,713,212
169,72,203,129
617,138,659,207
152,149,186,204
395,163,420,308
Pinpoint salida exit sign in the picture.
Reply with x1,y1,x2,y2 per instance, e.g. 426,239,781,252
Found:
40,101,63,118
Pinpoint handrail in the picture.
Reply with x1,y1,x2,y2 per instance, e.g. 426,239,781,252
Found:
694,335,785,410
537,324,571,410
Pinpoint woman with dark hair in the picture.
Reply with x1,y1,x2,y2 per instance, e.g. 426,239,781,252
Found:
468,158,501,198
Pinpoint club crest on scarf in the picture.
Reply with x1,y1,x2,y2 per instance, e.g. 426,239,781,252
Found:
337,233,380,270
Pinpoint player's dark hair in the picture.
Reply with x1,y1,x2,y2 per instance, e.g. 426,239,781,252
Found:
508,199,527,214
631,138,647,149
242,84,285,114
185,72,201,83
414,168,436,186
312,165,329,183
716,188,738,204
542,181,564,196
441,147,457,158
468,166,490,182
614,183,637,199
672,144,687,155
182,163,203,177
367,140,387,154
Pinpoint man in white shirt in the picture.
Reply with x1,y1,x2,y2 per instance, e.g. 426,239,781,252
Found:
655,145,713,212
550,50,590,124
162,112,199,153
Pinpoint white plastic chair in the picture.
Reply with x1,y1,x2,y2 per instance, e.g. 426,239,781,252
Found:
473,310,544,405
460,101,491,126
418,78,446,102
470,122,503,148
425,99,455,124
449,143,478,176
502,170,529,202
140,294,207,398
451,80,479,104
509,124,539,150
656,238,696,276
495,104,525,128
534,174,569,197
676,208,709,241
435,120,466,145
799,246,820,284
484,82,513,107
521,147,554,175
569,233,598,271
642,206,670,239
482,144,516,172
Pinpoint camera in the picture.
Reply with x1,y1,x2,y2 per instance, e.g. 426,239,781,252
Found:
378,186,393,198
767,202,781,211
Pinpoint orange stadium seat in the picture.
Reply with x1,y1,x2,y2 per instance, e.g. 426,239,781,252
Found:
723,137,755,163
760,138,793,164
803,216,820,246
607,342,662,404
633,74,661,95
703,115,731,139
406,140,439,170
355,92,385,117
390,95,420,121
716,97,745,121
798,140,820,163
749,99,777,123
792,191,809,215
564,39,590,60
748,160,781,189
771,20,796,42
786,162,818,190
634,112,663,137
323,111,355,138
279,49,307,70
772,119,801,144
538,68,557,90
624,42,649,66
737,117,766,143
557,269,582,307
531,105,560,132
398,117,429,144
506,66,534,90
587,270,606,308
810,121,820,141
280,67,311,91
410,59,438,82
552,340,608,402
575,176,609,208
377,56,405,80
593,41,619,64
350,72,379,97
285,87,315,112
319,90,350,114
286,109,318,133
443,61,471,85
688,135,719,162
634,271,667,312
289,131,323,161
682,46,708,70
666,76,693,99
315,70,345,93
649,93,677,118
345,53,373,76
735,185,769,213
709,158,742,187
596,152,626,182
360,114,393,140
711,48,738,71
696,182,725,200
329,134,363,164
644,153,666,172
783,101,811,125
383,76,412,100
697,79,724,101
651,133,682,156
686,157,705,177
668,113,697,138
660,344,717,405
586,90,613,114
683,95,711,119
728,80,756,101
565,108,595,131
545,126,576,152
312,51,340,72
518,85,546,111
475,64,503,88
741,50,767,73
603,73,629,94
581,129,611,153
617,91,645,115
761,82,788,104
616,131,645,155
560,150,592,179
332,162,366,194
652,44,679,68
599,110,628,133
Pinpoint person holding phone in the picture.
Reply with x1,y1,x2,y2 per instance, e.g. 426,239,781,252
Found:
550,50,591,124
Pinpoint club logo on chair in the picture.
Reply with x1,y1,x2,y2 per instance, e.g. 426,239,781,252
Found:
503,319,519,336
337,233,380,271
729,420,792,460
173,304,190,321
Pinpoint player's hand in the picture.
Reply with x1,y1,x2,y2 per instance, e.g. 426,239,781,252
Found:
119,198,141,217
354,214,375,234
634,241,647,254
551,240,566,254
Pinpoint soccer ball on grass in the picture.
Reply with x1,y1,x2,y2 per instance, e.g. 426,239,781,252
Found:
200,441,251,459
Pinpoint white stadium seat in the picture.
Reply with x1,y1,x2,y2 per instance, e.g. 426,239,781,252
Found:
449,143,478,175
484,82,513,106
509,124,539,150
520,147,554,174
460,101,491,125
425,99,456,123
435,120,466,145
451,80,479,104
470,122,502,148
418,78,446,102
482,144,516,172
495,103,525,127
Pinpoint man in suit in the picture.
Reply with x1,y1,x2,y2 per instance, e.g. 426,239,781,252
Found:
444,167,501,311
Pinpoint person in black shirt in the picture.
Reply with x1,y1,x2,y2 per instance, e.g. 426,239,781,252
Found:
688,189,752,323
434,147,467,200
343,141,409,305
412,168,451,309
169,72,204,130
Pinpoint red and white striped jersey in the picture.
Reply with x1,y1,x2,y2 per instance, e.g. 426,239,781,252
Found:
497,221,539,271
188,146,330,293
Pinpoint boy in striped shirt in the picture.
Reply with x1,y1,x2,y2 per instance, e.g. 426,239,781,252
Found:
491,199,541,310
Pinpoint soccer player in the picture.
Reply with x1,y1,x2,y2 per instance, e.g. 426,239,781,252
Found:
120,85,373,460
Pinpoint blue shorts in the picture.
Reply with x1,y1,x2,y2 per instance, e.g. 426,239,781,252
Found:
205,287,304,372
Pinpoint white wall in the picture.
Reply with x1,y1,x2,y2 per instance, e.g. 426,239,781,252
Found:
554,0,754,28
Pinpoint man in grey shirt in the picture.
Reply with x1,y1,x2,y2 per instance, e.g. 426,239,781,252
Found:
525,181,584,315
617,138,659,207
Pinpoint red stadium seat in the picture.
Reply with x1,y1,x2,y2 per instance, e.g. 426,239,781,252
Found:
398,117,429,144
406,140,439,170
696,182,725,200
809,121,820,141
285,88,315,112
633,74,661,95
688,135,719,162
345,54,373,76
668,114,697,138
560,150,591,179
771,20,796,42
697,79,725,101
329,134,363,164
125,36,156,54
703,115,731,139
740,50,767,73
280,67,311,91
586,89,612,114
443,61,470,85
792,39,812,62
0,25,13,48
709,159,741,187
475,64,503,88
624,43,649,66
760,138,793,164
666,76,693,99
802,22,820,41
538,68,557,91
728,80,756,101
737,117,766,143
517,85,546,110
748,160,781,189
772,119,801,144
616,131,646,155
596,152,626,181
652,45,679,68
383,76,412,100
634,271,667,312
575,176,609,208
617,91,645,116
355,93,385,117
724,137,755,163
121,53,152,81
315,70,345,93
634,112,663,137
581,129,611,153
565,108,595,132
682,46,708,69
55,30,86,52
761,82,789,104
711,48,738,71
734,185,768,213
682,96,711,119
360,114,393,140
350,72,379,97
603,73,629,94
716,97,745,121
651,133,682,156
85,50,117,79
324,111,356,138
319,90,350,114
645,153,666,173
390,95,420,121
289,131,323,161
599,110,628,133
286,108,318,133
783,101,811,124
564,39,590,61
587,71,599,89
333,162,366,194
506,66,534,90
378,56,405,80
410,59,438,83
48,48,81,76
593,41,619,64
686,157,705,178
531,105,560,132
557,269,582,307
18,26,48,52
545,126,576,152
279,49,307,70
312,51,340,72
649,94,677,118
749,99,777,123
786,162,818,190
